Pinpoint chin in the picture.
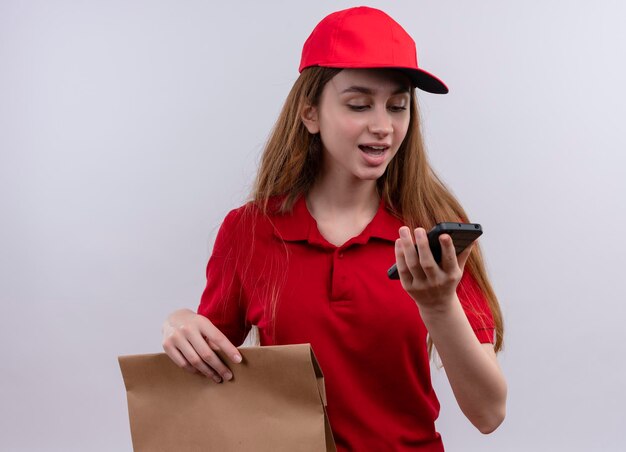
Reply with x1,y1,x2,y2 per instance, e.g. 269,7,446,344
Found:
355,167,388,181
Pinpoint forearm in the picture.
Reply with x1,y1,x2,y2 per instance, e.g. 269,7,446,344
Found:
419,294,507,433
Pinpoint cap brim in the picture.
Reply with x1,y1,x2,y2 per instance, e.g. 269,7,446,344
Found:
399,68,449,94
300,63,449,94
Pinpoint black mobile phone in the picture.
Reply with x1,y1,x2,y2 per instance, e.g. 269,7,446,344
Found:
387,222,483,280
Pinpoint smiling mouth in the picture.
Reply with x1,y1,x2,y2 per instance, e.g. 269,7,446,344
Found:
358,145,388,156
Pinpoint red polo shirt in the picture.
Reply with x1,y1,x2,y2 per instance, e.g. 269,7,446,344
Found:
198,195,495,452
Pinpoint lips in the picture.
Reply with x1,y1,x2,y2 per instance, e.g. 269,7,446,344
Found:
358,143,390,166
358,144,389,155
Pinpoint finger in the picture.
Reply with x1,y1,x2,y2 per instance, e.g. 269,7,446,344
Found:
163,342,197,373
457,240,475,271
188,331,234,381
199,322,243,365
399,226,425,280
439,234,458,273
394,239,413,286
176,339,223,383
414,227,438,279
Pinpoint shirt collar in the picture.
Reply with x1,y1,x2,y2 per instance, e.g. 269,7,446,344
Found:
271,195,402,248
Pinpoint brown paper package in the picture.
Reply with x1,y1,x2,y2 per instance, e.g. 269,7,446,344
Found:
119,344,336,452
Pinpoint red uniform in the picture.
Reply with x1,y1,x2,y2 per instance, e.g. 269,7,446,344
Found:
198,195,495,451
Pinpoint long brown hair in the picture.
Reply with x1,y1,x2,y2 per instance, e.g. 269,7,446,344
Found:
248,67,503,352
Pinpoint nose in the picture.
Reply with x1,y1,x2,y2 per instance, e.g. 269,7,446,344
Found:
368,106,393,137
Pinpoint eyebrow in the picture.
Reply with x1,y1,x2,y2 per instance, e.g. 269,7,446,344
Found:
340,85,410,95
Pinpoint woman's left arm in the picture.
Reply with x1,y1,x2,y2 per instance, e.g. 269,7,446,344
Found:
395,226,507,434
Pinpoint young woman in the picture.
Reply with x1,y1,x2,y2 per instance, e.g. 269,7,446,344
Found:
162,6,506,451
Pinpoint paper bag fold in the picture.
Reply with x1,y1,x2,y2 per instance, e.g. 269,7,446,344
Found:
119,343,336,452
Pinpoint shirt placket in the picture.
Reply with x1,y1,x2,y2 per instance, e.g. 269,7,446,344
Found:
330,246,353,301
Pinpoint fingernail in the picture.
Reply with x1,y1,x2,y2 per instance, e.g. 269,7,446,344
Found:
212,375,222,383
232,354,242,363
224,372,233,381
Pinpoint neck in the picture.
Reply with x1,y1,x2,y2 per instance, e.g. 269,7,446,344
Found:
306,174,380,220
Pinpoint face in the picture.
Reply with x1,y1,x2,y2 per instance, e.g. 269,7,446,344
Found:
302,69,411,183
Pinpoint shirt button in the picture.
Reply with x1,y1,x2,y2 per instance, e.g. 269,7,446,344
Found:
339,253,344,258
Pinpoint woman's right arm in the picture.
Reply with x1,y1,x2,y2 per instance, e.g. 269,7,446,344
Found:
162,208,250,382
162,308,243,384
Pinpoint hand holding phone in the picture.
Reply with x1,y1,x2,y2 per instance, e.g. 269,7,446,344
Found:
387,222,482,279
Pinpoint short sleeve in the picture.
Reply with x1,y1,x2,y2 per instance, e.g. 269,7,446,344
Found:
456,270,496,344
197,209,250,346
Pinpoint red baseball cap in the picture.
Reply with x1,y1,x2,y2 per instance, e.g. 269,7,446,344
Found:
299,7,448,94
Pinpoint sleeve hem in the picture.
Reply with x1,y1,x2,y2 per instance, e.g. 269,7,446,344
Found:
474,327,496,344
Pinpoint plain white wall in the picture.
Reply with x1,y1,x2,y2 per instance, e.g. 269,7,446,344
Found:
2,1,625,450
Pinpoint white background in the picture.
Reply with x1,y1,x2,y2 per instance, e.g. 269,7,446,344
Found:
2,1,625,451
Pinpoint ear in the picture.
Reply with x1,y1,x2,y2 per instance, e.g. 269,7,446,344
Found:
300,105,320,134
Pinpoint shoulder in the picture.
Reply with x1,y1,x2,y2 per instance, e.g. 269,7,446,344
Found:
211,196,292,263
217,196,287,242
221,196,285,225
